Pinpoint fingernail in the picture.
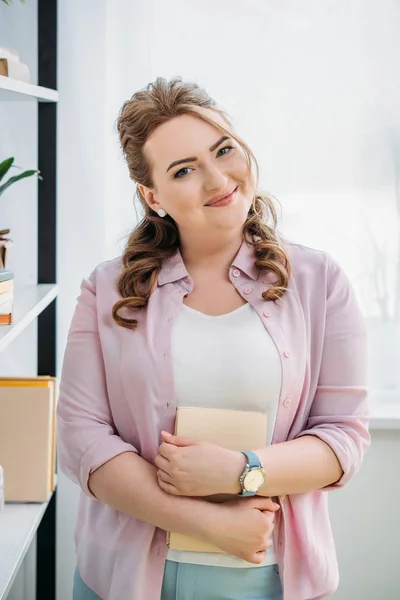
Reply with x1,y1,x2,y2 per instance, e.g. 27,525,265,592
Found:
273,503,280,509
161,431,172,437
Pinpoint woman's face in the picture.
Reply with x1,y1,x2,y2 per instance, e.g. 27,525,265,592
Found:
139,113,255,238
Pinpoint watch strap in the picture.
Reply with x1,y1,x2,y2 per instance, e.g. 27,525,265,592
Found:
238,451,262,497
241,451,261,469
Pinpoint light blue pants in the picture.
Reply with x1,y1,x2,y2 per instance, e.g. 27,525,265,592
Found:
73,560,283,600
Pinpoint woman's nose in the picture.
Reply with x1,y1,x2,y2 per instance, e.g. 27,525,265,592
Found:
203,164,228,191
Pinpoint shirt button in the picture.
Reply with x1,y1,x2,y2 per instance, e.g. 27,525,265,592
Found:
243,287,253,295
263,311,271,318
283,351,290,358
166,402,171,408
283,398,291,408
232,268,241,278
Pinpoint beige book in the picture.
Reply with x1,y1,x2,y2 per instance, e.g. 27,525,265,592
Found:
167,406,268,553
0,377,57,502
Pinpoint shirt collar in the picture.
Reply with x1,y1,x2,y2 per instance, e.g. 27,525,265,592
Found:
158,248,190,286
158,238,258,286
231,238,259,281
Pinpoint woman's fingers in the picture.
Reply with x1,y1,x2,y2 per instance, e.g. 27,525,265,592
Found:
157,469,172,483
155,454,170,472
157,474,180,495
249,496,280,512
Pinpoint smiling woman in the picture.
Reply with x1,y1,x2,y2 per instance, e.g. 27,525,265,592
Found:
113,78,290,328
57,76,370,600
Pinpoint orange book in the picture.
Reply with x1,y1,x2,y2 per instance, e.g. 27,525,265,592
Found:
0,377,57,502
166,407,268,553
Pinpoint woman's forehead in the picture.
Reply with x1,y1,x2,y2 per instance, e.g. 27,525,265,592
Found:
145,114,228,169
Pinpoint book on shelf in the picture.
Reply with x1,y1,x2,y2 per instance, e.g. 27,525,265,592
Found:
166,406,268,553
0,376,57,502
0,269,13,325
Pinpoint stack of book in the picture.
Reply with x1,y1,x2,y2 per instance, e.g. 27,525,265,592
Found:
0,269,13,325
0,46,30,84
0,377,57,502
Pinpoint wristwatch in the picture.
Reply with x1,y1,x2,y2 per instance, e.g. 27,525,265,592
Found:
238,451,266,496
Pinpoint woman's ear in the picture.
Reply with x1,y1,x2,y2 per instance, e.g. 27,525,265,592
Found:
138,184,159,213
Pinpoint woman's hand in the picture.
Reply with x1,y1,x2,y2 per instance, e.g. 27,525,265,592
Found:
155,431,245,497
205,496,280,563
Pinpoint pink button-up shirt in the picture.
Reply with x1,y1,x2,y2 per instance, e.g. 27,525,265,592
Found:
57,240,370,600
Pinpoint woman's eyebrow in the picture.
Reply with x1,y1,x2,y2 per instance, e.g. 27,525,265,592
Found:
166,136,231,173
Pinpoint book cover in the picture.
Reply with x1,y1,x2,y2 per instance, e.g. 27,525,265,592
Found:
0,377,57,502
167,407,267,553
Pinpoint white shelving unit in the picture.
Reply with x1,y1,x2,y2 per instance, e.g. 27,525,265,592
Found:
0,497,53,600
0,279,58,600
0,56,59,597
0,75,58,102
0,285,58,353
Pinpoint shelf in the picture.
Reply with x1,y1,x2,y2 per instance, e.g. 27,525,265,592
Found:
0,495,53,600
0,75,58,102
0,284,58,353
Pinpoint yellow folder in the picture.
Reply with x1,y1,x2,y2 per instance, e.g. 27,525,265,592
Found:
167,406,268,553
0,376,57,502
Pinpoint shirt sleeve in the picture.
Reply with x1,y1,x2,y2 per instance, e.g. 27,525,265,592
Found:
296,256,371,490
57,271,138,498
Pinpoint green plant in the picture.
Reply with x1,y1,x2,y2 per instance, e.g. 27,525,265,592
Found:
0,157,42,197
1,0,25,5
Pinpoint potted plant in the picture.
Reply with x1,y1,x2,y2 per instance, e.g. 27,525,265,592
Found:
0,157,42,269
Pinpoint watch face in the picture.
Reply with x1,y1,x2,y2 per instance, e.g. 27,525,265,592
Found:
244,468,265,492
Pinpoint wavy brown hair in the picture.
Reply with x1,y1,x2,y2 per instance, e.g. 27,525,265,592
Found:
113,77,291,329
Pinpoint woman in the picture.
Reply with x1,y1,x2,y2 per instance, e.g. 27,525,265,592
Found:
57,77,370,600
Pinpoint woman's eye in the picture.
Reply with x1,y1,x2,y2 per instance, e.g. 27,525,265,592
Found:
217,145,234,157
174,167,192,179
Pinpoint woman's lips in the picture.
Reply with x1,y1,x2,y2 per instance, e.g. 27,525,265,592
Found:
205,186,238,208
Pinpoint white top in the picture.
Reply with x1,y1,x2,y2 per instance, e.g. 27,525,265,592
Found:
167,302,282,568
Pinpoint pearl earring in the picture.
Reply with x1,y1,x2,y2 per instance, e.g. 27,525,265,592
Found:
157,208,167,218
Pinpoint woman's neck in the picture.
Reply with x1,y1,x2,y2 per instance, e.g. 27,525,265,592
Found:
179,230,243,275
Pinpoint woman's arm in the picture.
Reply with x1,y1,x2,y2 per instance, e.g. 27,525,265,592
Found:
156,433,342,497
224,436,343,497
89,451,280,564
88,450,219,538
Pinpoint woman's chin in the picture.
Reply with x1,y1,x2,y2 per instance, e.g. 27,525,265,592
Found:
208,202,251,230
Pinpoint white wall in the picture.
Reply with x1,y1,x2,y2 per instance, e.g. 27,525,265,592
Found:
330,428,400,599
56,2,400,599
56,0,107,596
